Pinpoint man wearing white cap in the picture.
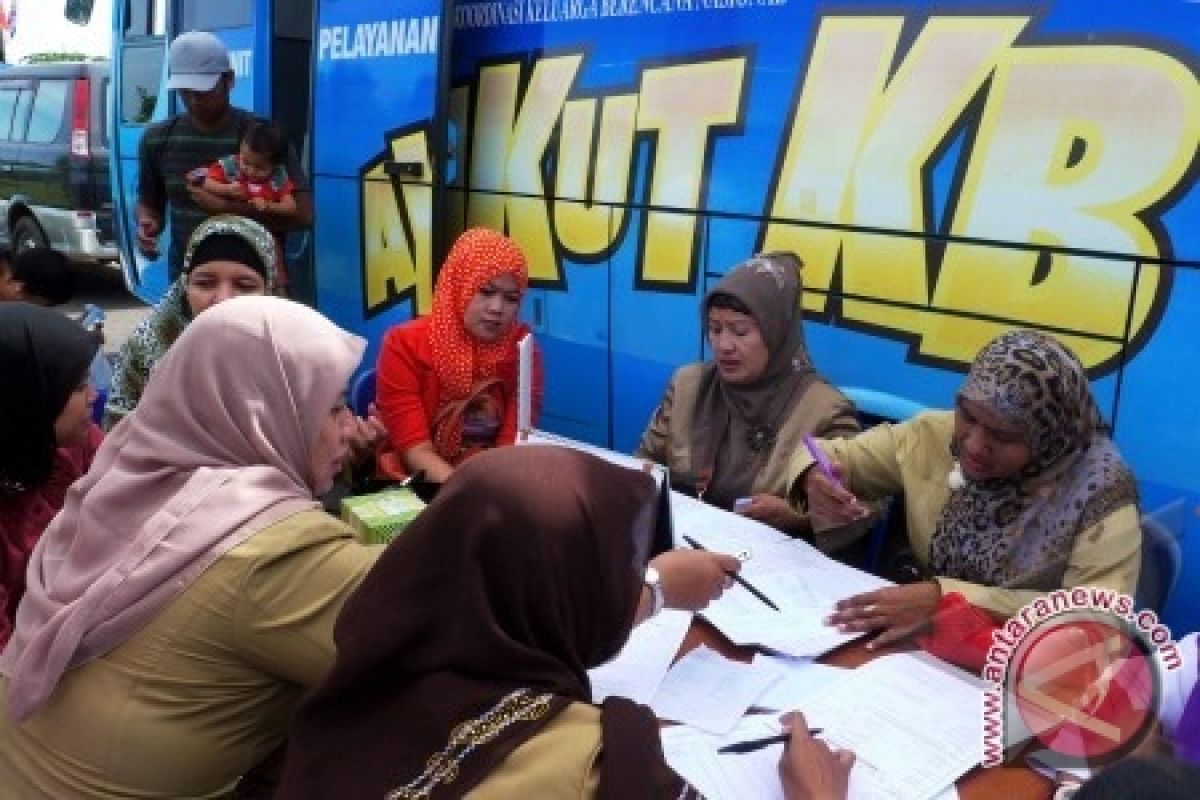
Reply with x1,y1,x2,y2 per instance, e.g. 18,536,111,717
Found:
135,31,311,282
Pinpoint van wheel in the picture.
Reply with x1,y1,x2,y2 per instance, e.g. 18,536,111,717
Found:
13,216,48,255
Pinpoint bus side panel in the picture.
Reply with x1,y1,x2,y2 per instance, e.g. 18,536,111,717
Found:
311,0,444,371
443,0,1200,634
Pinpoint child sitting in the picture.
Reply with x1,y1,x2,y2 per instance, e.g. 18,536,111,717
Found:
201,120,296,291
0,246,76,306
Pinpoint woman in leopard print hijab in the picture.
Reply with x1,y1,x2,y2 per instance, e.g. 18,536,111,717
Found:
928,329,1139,590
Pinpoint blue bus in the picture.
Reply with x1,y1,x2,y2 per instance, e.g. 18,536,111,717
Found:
93,0,1200,632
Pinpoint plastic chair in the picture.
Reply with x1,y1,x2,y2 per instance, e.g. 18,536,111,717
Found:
1135,515,1183,615
348,367,377,418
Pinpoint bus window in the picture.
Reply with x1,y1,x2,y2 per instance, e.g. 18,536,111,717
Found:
120,44,165,124
124,0,168,37
180,0,253,31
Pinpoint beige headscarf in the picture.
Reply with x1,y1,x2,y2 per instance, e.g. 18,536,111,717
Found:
1,296,364,720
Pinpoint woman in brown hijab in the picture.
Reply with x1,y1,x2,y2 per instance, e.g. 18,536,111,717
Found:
636,252,861,544
277,445,746,799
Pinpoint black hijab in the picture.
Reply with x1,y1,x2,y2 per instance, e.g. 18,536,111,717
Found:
277,446,690,799
0,303,98,491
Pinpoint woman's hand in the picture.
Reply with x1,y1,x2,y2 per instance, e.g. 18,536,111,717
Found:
346,403,388,468
803,464,869,526
826,582,942,649
778,711,854,800
650,549,741,611
737,493,806,532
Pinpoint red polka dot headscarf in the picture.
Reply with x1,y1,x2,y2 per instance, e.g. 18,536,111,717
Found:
429,228,529,454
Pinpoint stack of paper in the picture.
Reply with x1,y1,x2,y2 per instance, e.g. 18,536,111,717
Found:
799,652,984,799
661,654,977,799
661,715,789,799
650,645,785,734
685,534,891,658
589,609,693,704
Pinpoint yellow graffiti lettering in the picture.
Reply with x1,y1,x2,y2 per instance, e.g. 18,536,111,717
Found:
763,16,1025,325
637,56,746,284
932,45,1199,367
554,94,638,256
362,130,434,315
468,54,583,280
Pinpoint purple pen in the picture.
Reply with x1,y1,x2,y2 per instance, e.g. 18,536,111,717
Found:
803,435,843,490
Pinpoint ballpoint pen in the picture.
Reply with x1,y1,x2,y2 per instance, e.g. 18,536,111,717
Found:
717,730,822,754
802,435,843,490
682,534,780,612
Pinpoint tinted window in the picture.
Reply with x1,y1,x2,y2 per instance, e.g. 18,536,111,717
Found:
26,80,70,144
0,88,17,141
121,45,165,124
180,0,253,30
11,89,33,142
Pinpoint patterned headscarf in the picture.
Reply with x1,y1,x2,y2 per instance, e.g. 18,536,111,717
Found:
929,330,1138,590
104,216,277,428
428,228,528,458
181,214,277,285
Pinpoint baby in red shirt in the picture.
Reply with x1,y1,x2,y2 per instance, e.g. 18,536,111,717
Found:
199,119,296,288
202,119,296,213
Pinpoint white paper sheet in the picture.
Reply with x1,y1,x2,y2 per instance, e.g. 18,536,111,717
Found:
661,714,787,800
800,652,986,799
516,333,534,435
650,645,785,734
750,653,848,712
684,532,890,658
589,609,693,704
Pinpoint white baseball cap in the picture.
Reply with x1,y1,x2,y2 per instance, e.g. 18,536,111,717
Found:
166,31,232,92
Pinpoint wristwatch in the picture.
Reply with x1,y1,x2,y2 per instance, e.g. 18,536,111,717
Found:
644,566,665,617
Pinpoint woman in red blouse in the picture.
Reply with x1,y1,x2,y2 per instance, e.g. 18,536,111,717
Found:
377,228,543,483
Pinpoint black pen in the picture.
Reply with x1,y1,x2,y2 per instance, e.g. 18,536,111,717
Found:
682,535,780,612
717,730,822,754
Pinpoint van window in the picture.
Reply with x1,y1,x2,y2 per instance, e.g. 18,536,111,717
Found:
11,89,33,142
0,87,17,140
26,80,70,144
180,0,253,31
121,45,165,124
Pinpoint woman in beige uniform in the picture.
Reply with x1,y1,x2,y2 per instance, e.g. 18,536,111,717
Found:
0,296,382,797
795,329,1142,647
636,251,864,548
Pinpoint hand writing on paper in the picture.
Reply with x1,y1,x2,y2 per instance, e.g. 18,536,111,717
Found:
802,463,869,526
778,711,854,800
736,493,806,532
651,549,741,611
826,582,942,649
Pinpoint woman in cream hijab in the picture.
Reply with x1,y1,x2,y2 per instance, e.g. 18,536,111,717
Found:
0,296,382,797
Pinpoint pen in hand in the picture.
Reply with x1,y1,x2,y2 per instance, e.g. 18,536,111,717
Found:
717,730,822,754
802,435,843,490
682,535,780,612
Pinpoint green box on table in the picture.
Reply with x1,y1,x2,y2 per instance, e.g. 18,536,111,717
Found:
340,487,425,545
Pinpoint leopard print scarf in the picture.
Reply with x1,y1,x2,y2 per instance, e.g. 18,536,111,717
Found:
929,330,1138,591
